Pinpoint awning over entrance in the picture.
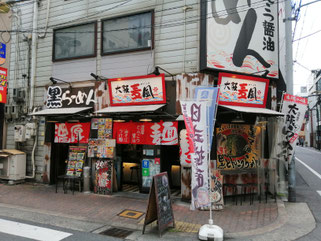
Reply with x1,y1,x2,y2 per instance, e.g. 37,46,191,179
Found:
219,105,284,116
96,104,165,114
29,107,92,116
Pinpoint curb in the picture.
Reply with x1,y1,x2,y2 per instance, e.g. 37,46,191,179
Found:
225,199,287,238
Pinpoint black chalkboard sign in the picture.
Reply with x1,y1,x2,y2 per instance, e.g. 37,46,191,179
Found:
142,172,175,237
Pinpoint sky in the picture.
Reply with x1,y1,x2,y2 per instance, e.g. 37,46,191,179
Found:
292,0,321,95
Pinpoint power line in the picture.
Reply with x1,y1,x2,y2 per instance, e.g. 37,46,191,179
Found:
6,0,286,34
293,28,321,42
294,61,311,72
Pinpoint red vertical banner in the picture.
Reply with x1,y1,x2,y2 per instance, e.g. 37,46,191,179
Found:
0,67,7,104
113,122,132,144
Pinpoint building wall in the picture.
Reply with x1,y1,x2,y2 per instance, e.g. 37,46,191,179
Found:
6,0,199,182
0,7,11,149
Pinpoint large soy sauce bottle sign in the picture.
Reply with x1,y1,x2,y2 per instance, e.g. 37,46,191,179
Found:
142,172,175,237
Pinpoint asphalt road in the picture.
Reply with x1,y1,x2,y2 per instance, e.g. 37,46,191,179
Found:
294,146,321,241
0,212,122,241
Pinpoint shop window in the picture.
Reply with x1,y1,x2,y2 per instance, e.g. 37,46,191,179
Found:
53,22,97,61
102,11,153,55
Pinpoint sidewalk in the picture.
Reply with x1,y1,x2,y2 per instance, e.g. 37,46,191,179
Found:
0,182,315,240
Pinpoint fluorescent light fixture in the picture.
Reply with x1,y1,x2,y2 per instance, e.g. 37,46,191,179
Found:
139,118,152,122
113,119,126,122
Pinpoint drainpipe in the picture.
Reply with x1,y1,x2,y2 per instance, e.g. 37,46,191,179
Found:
25,122,38,179
29,0,38,113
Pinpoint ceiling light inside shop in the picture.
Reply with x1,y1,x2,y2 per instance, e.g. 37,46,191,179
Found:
113,119,125,122
139,118,152,122
231,113,245,123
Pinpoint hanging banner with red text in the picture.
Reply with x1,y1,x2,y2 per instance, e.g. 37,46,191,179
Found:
113,121,178,145
180,100,210,210
179,129,192,167
113,122,132,144
54,122,90,143
0,67,7,103
281,93,308,163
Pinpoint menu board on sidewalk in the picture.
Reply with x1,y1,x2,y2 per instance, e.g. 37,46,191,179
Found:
66,146,86,177
142,172,175,237
94,159,113,195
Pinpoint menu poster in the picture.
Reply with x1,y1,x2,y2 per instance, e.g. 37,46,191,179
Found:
90,118,113,139
88,139,115,158
67,146,86,177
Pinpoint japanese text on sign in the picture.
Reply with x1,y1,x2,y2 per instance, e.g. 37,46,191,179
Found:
205,0,278,78
54,122,90,143
108,74,166,106
113,121,178,145
216,124,260,170
46,86,96,108
180,100,209,210
281,93,308,162
218,73,269,107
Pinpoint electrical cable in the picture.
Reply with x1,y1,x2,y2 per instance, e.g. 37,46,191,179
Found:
5,0,287,34
294,3,307,61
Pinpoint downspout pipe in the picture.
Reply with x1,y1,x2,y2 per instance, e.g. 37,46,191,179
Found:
25,122,38,179
29,0,38,113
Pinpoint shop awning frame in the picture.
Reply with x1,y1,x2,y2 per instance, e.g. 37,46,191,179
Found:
29,107,92,116
176,105,283,121
219,105,284,116
96,104,166,114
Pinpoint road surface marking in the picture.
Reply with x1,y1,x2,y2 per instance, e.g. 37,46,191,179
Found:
296,157,321,180
317,191,321,197
0,218,72,241
297,146,321,155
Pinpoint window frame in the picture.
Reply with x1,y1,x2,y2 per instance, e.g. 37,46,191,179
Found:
101,10,154,56
52,21,98,62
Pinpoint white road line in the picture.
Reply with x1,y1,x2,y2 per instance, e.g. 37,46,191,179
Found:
317,191,321,197
296,157,321,180
0,218,72,241
297,146,321,155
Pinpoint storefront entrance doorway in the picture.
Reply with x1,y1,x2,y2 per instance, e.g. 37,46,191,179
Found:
50,143,69,185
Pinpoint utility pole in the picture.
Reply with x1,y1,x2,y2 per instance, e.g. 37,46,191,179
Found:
285,0,296,202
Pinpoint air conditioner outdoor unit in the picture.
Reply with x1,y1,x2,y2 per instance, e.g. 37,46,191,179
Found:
4,105,11,119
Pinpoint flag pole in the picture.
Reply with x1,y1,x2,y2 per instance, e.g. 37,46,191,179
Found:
198,87,223,241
